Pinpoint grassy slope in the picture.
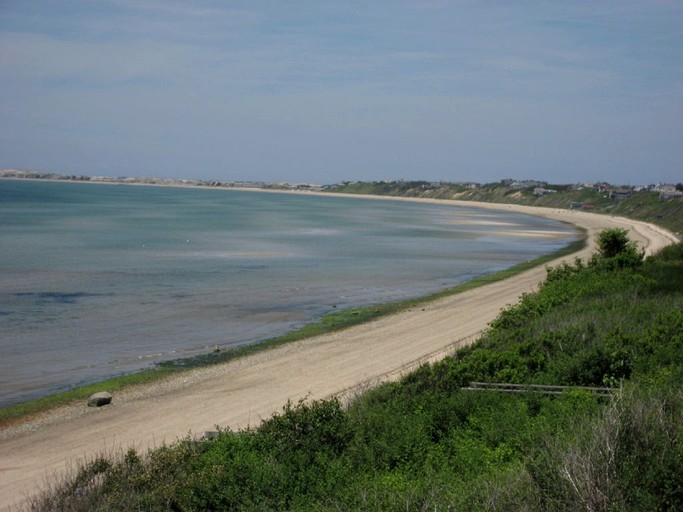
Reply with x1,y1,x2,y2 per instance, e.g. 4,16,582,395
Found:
31,242,683,511
326,181,683,236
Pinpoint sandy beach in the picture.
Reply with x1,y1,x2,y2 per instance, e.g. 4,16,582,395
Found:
0,196,678,511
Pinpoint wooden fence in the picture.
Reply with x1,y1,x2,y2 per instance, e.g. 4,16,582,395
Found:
462,381,615,398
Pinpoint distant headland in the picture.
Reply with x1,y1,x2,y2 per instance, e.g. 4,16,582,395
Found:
0,168,325,192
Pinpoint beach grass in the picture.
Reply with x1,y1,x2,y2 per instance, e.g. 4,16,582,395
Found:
0,233,586,427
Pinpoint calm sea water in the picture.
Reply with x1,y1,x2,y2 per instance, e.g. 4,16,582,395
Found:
0,180,577,406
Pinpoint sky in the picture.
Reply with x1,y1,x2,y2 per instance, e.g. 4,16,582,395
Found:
1,1,681,185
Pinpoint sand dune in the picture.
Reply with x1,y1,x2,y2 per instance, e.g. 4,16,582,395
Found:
0,197,677,510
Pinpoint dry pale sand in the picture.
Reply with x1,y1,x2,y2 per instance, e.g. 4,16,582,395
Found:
0,197,678,511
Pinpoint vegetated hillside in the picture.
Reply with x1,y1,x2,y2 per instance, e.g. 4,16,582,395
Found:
325,181,683,236
32,236,683,511
610,191,683,235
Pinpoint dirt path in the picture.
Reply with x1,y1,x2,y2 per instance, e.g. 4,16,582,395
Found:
0,200,677,510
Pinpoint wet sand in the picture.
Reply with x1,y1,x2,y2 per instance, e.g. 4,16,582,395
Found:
0,196,678,510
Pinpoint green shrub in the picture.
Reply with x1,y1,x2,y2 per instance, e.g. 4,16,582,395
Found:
528,384,683,512
592,227,645,269
30,241,683,511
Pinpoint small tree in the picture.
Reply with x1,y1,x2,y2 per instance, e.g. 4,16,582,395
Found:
594,228,643,268
596,228,631,259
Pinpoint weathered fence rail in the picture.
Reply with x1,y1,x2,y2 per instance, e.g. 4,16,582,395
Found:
462,381,614,397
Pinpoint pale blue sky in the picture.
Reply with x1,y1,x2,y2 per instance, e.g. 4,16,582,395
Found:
1,1,681,184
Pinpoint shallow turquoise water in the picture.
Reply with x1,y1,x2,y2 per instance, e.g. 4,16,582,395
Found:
0,180,577,405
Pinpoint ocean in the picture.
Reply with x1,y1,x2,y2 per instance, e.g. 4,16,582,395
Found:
0,180,578,406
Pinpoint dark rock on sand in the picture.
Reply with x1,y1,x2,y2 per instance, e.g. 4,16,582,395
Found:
87,392,112,407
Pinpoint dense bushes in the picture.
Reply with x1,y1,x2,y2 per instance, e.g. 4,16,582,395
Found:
527,382,683,511
31,238,683,511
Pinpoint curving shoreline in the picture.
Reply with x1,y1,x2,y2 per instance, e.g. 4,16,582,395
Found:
0,182,579,410
0,195,678,510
